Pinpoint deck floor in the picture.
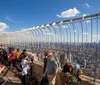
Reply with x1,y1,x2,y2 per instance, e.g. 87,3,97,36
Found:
2,69,21,85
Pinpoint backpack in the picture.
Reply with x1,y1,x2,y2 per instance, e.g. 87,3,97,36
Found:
66,76,81,85
60,72,81,85
25,75,39,85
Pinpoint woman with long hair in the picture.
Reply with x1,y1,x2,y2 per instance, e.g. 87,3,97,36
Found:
60,63,77,85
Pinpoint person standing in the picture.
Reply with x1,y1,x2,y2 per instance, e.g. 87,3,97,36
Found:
15,48,21,59
19,49,27,62
15,48,21,63
0,46,4,64
21,53,32,85
7,47,16,69
43,52,48,76
66,48,72,64
60,53,65,68
44,52,58,85
0,45,8,65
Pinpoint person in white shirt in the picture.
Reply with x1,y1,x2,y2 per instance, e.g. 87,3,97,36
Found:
21,53,32,85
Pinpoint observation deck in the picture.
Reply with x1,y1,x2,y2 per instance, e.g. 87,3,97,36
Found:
0,13,100,85
0,57,100,85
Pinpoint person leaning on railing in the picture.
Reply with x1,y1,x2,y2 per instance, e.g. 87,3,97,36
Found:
60,63,73,85
60,63,82,85
21,53,32,85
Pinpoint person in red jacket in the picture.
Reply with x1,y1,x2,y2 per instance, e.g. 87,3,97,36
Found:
8,47,16,69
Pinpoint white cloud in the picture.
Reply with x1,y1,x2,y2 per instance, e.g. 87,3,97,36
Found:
56,14,61,17
57,7,80,18
85,3,90,8
83,3,90,8
0,22,9,32
82,14,87,17
5,16,16,23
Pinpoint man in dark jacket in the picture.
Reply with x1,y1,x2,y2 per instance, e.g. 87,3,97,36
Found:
0,46,8,65
43,52,48,75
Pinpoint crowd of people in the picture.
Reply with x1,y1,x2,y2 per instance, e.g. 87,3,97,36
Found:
0,45,32,85
0,45,82,85
41,50,82,85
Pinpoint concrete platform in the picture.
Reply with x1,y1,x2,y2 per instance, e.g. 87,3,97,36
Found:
1,69,21,85
2,77,21,85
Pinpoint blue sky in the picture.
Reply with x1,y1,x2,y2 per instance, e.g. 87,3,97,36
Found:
0,0,100,33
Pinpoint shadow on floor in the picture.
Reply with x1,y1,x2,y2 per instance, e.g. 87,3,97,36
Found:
3,81,22,85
